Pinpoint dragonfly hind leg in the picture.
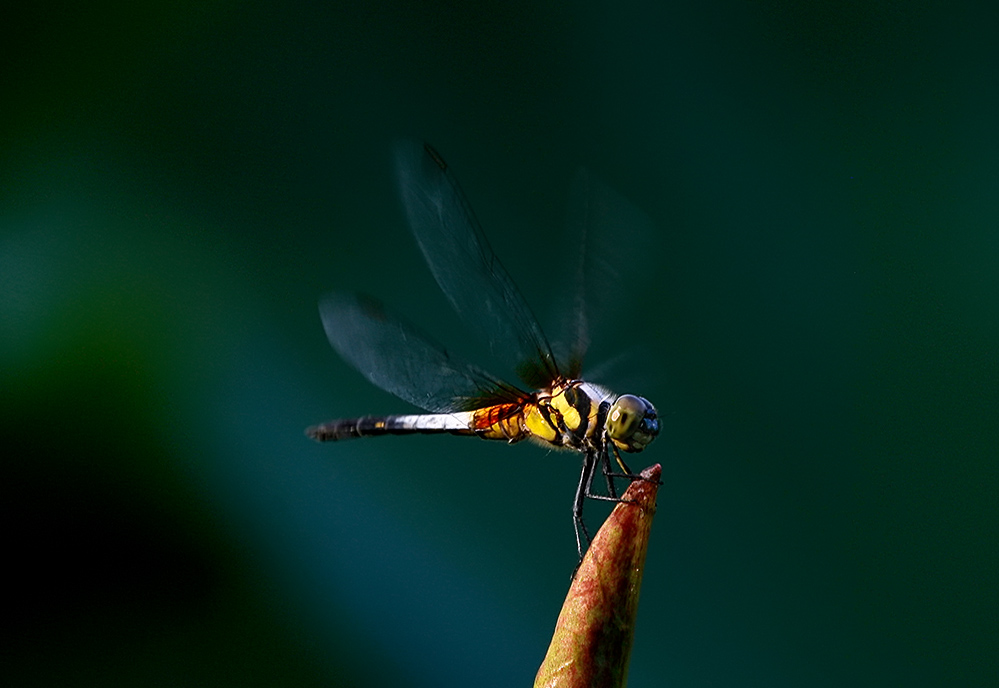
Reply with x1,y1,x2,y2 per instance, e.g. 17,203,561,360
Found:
572,450,598,558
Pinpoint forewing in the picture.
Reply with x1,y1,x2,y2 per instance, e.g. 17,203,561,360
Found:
555,168,660,378
318,292,523,413
394,141,561,389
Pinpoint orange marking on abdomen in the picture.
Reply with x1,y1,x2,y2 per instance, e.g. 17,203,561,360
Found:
472,403,529,442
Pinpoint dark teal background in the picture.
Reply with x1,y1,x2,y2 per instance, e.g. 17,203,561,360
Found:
3,2,996,686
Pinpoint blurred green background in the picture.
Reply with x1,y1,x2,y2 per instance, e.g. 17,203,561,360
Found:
3,1,996,686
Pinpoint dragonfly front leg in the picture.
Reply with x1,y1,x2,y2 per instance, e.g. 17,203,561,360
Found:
605,443,663,490
591,442,636,501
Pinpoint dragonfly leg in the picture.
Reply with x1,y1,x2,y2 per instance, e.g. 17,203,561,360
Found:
611,442,634,475
601,445,619,500
588,443,655,505
584,455,629,503
604,443,662,484
572,451,598,558
575,446,656,560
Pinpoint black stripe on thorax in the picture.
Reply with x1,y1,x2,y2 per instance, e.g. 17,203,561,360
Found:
535,401,563,447
564,383,593,442
594,400,611,449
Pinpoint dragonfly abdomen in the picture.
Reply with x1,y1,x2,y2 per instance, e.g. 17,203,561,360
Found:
307,413,476,442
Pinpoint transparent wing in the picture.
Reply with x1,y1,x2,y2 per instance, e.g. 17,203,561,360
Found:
319,293,525,413
394,141,561,389
554,168,660,379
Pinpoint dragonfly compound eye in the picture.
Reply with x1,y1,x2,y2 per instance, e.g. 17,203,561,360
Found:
607,394,660,453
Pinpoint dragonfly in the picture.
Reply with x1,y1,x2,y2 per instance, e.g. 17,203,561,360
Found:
306,142,660,558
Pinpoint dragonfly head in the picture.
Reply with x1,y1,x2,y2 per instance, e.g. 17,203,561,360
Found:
606,394,659,453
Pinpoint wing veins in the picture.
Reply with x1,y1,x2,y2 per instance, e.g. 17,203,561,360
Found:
318,293,524,413
395,141,562,389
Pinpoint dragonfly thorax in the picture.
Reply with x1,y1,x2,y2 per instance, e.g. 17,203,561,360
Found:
517,380,659,455
507,380,603,452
